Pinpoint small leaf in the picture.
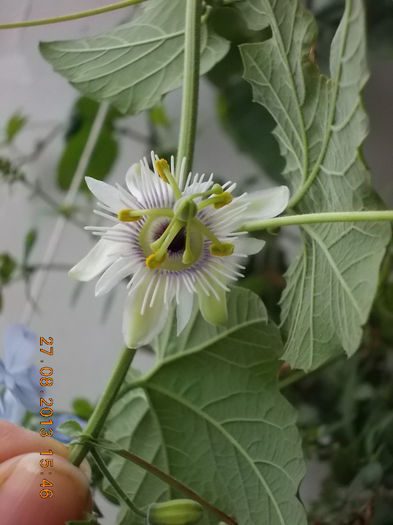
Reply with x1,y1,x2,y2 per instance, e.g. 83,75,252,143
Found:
57,97,118,191
0,253,17,285
23,230,37,264
5,112,27,143
149,106,171,128
72,398,94,420
40,1,229,115
56,419,83,439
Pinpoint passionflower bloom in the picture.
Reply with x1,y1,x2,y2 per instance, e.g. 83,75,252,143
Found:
70,154,289,348
0,325,41,423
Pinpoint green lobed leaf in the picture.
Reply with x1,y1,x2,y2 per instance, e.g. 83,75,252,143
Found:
40,2,229,115
57,97,119,191
104,288,306,525
5,112,27,143
239,0,391,371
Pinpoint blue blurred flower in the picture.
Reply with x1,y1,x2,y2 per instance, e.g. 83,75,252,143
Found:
53,414,86,443
0,324,40,423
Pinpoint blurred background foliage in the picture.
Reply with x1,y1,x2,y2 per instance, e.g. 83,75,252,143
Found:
1,0,393,522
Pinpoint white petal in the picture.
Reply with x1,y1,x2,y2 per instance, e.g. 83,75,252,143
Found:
176,288,194,335
242,186,290,222
125,163,144,202
123,275,170,348
69,238,120,281
235,237,266,256
3,324,36,373
85,177,123,211
95,258,135,296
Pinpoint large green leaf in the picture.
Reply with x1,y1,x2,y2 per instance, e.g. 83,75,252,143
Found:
239,0,391,371
40,1,229,115
104,288,306,525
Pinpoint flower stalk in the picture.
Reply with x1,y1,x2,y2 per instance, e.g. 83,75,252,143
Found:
69,347,136,467
176,0,203,179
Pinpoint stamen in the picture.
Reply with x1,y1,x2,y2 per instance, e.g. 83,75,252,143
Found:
197,191,233,211
154,158,182,200
146,252,167,270
118,207,173,222
210,243,235,257
118,208,144,222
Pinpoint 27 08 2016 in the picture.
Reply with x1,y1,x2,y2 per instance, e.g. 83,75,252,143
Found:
39,336,55,500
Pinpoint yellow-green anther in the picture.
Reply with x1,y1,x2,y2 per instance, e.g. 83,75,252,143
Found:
213,191,232,209
148,499,203,525
210,242,234,256
154,158,182,200
118,208,144,222
146,252,167,269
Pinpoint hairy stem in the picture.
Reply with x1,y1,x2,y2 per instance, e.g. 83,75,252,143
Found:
0,0,144,30
69,347,136,467
176,0,202,179
241,210,393,233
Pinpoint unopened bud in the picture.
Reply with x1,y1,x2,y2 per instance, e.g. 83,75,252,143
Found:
148,499,203,525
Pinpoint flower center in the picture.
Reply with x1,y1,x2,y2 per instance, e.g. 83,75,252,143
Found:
153,221,186,254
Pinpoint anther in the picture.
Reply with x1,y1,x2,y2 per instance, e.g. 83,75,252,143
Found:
210,243,234,257
146,252,167,269
213,192,232,209
118,209,143,222
154,159,170,183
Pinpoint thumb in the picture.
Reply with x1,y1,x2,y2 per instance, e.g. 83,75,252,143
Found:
0,452,92,525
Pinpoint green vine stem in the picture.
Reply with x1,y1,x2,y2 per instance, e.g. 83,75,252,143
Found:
176,0,203,179
69,347,136,467
90,448,146,519
241,210,393,233
0,0,144,30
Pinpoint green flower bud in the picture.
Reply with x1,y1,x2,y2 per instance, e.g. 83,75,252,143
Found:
148,499,203,525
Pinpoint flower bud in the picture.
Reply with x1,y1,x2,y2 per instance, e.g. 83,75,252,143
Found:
148,499,203,525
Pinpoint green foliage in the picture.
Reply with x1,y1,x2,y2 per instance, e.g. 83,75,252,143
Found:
104,288,306,525
40,1,229,115
239,0,391,371
0,254,16,286
23,230,37,265
5,112,27,143
72,397,94,420
57,419,84,439
207,9,284,182
57,97,119,191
